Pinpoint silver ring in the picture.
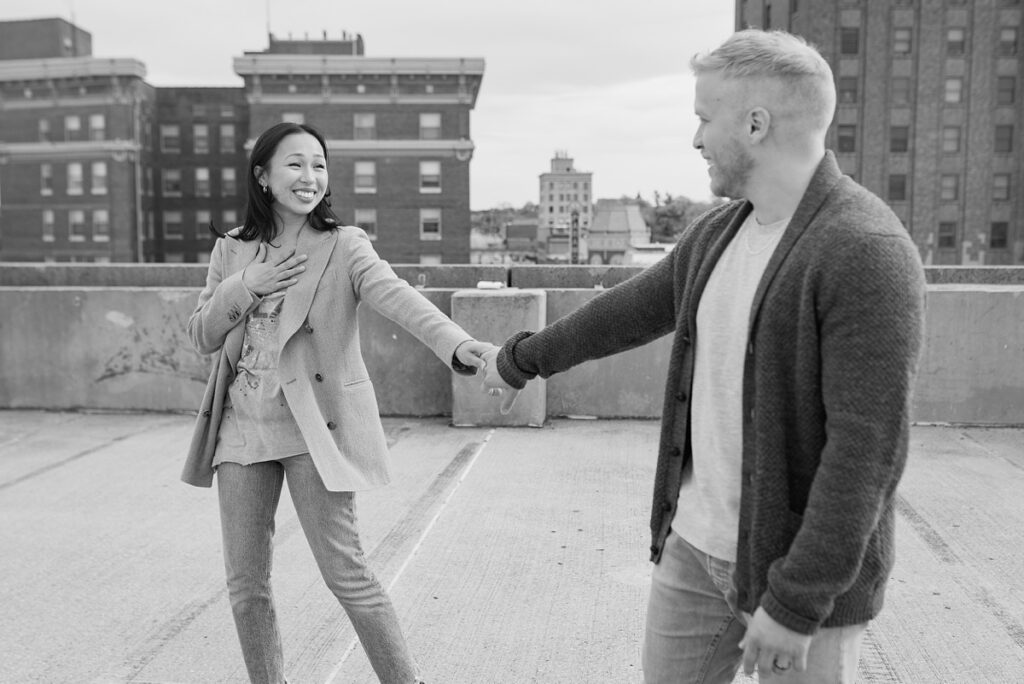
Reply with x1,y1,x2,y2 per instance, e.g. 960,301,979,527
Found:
488,387,502,396
772,657,791,672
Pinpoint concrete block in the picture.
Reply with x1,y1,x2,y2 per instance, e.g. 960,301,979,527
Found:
450,288,546,427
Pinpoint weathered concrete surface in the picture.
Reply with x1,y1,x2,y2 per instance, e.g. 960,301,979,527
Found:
451,288,547,427
1,411,1022,683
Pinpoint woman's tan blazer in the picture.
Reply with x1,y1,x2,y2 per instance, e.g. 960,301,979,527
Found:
181,225,472,491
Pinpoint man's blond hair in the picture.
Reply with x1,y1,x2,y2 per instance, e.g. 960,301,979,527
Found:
692,29,836,134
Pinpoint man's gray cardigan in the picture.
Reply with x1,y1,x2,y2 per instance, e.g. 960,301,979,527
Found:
497,152,926,634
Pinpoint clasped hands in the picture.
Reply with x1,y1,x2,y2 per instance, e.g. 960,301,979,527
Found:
453,341,520,414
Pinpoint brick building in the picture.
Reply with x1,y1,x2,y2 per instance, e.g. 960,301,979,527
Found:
0,18,485,264
737,0,1024,265
0,20,152,262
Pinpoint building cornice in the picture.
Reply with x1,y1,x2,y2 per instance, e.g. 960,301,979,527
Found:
0,57,147,82
233,55,485,77
0,94,140,111
245,93,476,106
241,138,475,160
0,140,141,162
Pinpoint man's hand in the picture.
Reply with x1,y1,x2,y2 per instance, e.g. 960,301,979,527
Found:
481,347,520,414
739,606,812,677
454,340,495,373
242,243,308,296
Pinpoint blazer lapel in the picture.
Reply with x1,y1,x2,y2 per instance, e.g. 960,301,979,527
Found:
222,237,261,371
747,151,844,333
278,228,338,347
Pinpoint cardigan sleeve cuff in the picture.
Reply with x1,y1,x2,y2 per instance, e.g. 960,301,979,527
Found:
496,331,536,390
760,587,822,636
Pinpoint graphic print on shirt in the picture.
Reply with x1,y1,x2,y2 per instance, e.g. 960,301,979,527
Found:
236,292,285,393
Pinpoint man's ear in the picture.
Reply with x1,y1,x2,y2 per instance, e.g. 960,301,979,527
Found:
748,107,771,142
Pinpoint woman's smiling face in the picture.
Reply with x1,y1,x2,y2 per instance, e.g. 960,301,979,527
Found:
257,131,329,223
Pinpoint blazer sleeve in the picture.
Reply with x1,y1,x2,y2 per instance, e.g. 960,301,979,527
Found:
187,237,260,355
343,228,473,372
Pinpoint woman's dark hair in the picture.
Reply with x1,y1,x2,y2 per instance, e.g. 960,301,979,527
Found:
209,122,339,241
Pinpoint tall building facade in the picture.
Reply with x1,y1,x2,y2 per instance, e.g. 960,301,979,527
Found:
235,34,484,264
0,18,485,264
737,0,1023,265
538,151,593,263
0,20,152,262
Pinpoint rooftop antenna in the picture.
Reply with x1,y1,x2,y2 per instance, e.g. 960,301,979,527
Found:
265,0,271,41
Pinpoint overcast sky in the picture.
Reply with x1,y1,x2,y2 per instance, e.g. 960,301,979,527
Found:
3,0,736,209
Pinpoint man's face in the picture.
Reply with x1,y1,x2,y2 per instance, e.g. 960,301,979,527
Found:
693,73,754,199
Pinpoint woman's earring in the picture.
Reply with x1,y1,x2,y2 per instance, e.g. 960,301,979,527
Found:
260,182,268,194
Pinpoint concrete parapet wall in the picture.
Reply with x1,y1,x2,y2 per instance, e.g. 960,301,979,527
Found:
3,263,1023,288
0,281,1021,425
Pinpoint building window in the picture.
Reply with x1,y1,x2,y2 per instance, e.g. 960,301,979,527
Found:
221,167,237,196
997,76,1016,105
40,164,53,196
192,104,207,118
354,208,377,239
1000,27,1018,56
893,28,913,54
219,124,236,153
838,76,858,103
164,211,183,239
995,125,1014,154
160,124,181,153
88,114,105,141
937,222,957,249
222,209,238,228
892,77,911,105
194,124,209,154
69,210,86,242
353,113,376,140
220,105,235,118
195,168,210,197
92,209,110,242
944,78,963,104
419,254,442,265
990,222,1009,250
419,113,441,140
354,161,376,193
420,208,441,240
196,210,211,238
993,173,1011,200
419,161,441,193
940,174,959,201
91,162,108,195
162,169,183,196
888,174,907,202
840,27,860,55
67,163,84,195
947,28,966,56
837,124,856,152
282,112,305,124
65,115,81,140
890,125,910,153
942,126,961,153
39,118,50,142
42,210,55,242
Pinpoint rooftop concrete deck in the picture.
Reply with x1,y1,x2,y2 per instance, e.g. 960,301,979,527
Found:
1,411,1022,683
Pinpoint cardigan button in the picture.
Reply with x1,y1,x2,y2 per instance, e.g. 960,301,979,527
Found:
661,501,673,512
670,446,681,457
675,390,687,402
327,421,337,430
315,373,323,382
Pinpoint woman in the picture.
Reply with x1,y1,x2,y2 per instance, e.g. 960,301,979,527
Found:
182,121,490,684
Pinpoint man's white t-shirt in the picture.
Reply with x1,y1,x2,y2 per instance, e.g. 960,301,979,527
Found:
671,211,789,562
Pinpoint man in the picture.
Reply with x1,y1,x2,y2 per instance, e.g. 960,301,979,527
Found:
482,29,926,683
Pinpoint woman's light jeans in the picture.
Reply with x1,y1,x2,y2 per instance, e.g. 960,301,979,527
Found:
642,531,866,684
217,454,419,684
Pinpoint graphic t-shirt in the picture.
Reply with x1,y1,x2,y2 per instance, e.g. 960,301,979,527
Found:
214,291,308,466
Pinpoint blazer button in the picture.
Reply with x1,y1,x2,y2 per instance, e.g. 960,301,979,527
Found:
202,410,211,417
650,544,660,554
315,373,323,382
327,421,337,430
305,323,314,333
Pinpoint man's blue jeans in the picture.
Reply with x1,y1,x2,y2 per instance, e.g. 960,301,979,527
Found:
217,455,419,684
642,531,865,684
